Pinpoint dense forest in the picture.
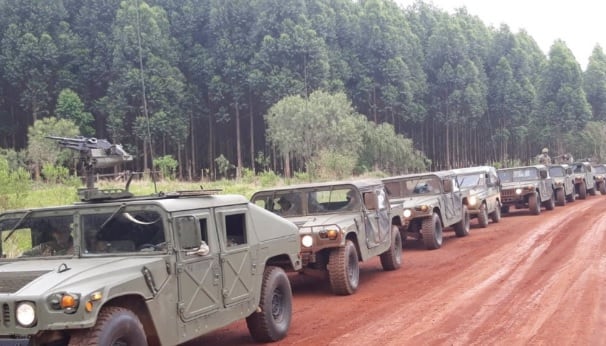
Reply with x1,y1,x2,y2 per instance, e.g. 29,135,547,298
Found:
1,0,606,181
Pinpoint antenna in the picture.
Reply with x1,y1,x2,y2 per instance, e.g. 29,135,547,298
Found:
134,0,157,193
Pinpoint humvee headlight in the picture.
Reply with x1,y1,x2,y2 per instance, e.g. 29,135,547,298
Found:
326,229,339,240
16,301,36,327
415,205,429,212
49,293,80,313
403,209,412,218
301,235,313,248
515,188,522,195
468,196,477,206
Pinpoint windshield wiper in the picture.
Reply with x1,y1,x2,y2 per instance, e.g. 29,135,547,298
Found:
3,210,34,242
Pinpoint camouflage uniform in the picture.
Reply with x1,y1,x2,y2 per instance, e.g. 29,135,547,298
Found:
22,239,74,256
538,148,551,165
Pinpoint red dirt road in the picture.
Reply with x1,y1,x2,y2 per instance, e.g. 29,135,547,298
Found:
194,195,606,345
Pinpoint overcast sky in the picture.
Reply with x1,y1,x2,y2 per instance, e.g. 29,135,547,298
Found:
395,0,605,69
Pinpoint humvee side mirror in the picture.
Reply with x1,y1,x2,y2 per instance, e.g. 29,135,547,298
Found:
539,170,548,179
364,192,378,211
175,216,202,250
443,179,453,193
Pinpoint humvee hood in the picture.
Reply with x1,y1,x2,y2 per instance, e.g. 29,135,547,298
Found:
0,257,165,295
390,196,438,209
501,181,537,189
287,212,359,229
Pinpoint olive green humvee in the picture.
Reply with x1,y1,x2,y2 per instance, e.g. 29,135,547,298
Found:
382,170,471,250
251,180,403,296
548,164,576,205
591,163,606,195
0,191,301,345
497,165,555,215
571,161,597,198
452,166,502,228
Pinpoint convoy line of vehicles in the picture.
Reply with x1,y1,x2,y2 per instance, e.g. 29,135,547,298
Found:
1,141,604,345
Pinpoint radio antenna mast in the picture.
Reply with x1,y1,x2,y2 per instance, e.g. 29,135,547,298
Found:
135,0,157,193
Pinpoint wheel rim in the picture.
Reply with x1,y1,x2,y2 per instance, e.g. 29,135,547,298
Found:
271,287,284,322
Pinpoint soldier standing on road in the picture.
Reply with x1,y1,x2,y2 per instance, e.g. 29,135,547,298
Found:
537,148,552,165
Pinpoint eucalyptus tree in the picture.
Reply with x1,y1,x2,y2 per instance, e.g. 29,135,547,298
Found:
55,89,94,136
0,0,67,147
265,90,365,177
206,0,257,179
101,0,187,173
350,0,426,128
535,40,591,152
583,45,606,121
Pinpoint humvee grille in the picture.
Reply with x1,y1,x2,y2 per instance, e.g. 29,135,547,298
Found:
501,189,516,198
0,271,50,293
2,303,9,327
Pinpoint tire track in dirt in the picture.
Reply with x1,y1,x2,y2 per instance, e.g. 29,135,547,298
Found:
329,197,606,345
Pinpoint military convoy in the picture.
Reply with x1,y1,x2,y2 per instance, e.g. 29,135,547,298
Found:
497,165,555,215
382,171,470,250
1,136,604,344
250,180,402,295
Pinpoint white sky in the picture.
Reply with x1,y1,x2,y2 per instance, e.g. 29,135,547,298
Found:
395,0,606,69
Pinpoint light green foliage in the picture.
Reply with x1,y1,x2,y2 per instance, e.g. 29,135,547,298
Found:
55,89,95,136
310,149,357,180
567,121,606,162
215,154,235,178
27,117,80,179
266,90,366,177
153,155,178,180
583,45,606,121
0,157,32,210
258,170,280,187
41,164,70,184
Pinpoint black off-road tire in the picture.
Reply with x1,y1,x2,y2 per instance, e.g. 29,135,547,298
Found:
567,189,576,202
555,188,566,206
421,213,443,250
544,193,555,210
68,307,147,346
490,202,502,223
477,204,489,228
501,205,510,214
453,205,470,237
528,192,540,215
578,182,587,199
380,226,402,271
599,182,606,195
328,240,360,295
246,266,292,342
588,186,597,196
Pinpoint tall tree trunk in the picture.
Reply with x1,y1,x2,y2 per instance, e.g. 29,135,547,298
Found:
190,110,195,180
235,99,242,179
249,91,255,173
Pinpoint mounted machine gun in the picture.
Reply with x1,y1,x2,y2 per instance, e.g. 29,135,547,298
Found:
46,136,134,201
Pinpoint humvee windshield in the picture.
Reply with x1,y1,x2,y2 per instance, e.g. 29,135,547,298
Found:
0,206,165,259
252,186,361,217
384,176,441,198
498,168,538,183
456,173,485,188
549,166,565,177
573,164,588,173
593,165,606,174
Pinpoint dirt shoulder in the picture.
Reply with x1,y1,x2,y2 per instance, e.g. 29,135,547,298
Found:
191,195,606,345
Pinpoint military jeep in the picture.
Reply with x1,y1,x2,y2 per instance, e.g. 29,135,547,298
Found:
497,165,555,215
251,180,403,296
591,164,606,195
548,164,576,205
571,161,597,198
0,191,302,345
452,166,502,228
382,170,470,250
